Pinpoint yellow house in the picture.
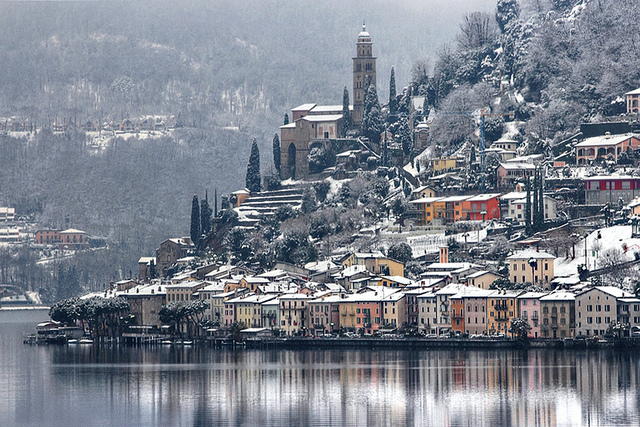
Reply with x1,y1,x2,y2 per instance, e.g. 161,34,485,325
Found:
344,252,405,277
487,290,522,335
507,249,556,290
233,294,277,328
381,292,407,328
338,298,358,330
431,157,458,172
409,197,443,225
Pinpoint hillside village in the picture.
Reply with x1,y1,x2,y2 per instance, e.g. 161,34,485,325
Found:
44,15,640,344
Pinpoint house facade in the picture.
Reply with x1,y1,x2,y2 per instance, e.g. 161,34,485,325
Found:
584,176,640,205
575,133,640,164
507,249,555,289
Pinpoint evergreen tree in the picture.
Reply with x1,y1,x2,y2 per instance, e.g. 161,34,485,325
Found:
537,170,545,229
283,113,289,125
245,138,261,192
272,133,281,173
532,170,540,232
388,67,397,117
214,189,218,218
397,117,412,156
341,86,350,137
200,194,212,236
362,84,383,143
190,194,200,245
470,145,476,166
525,177,532,236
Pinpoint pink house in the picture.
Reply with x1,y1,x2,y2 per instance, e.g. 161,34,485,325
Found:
517,292,546,339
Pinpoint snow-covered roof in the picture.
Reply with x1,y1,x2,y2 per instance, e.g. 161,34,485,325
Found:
409,197,443,204
540,291,575,301
279,123,296,129
59,228,85,234
438,195,471,202
517,291,548,299
292,103,317,111
625,88,640,96
498,162,535,170
309,105,352,113
301,114,343,122
506,249,555,260
584,175,640,181
574,133,637,148
380,275,413,286
465,193,502,202
500,191,527,200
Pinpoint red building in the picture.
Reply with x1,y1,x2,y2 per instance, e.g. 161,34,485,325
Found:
462,193,501,221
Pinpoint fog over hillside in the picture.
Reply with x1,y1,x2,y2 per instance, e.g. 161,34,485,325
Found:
0,0,496,291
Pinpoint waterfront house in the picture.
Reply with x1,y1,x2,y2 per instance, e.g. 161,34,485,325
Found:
460,287,493,335
308,294,341,335
279,293,314,335
517,292,546,338
381,291,406,330
417,292,437,334
575,286,633,337
539,291,575,339
487,290,523,335
123,283,166,327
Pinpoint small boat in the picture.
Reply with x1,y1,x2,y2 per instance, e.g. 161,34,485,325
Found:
79,338,94,344
67,339,78,344
161,340,172,345
182,340,193,345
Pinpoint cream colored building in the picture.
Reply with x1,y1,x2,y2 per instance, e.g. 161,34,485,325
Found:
417,292,437,334
507,249,555,289
575,286,633,337
279,294,315,335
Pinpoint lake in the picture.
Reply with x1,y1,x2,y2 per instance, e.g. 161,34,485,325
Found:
1,311,639,426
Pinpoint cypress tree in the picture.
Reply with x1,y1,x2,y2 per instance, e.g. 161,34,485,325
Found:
341,86,350,137
283,113,289,125
362,84,383,143
190,195,200,245
272,133,281,173
246,138,262,192
525,177,532,236
389,67,397,116
201,194,212,236
214,189,218,217
537,170,545,228
532,170,540,232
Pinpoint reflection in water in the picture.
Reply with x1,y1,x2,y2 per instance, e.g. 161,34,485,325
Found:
1,321,639,426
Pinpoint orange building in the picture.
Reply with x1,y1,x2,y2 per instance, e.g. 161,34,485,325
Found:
451,295,465,334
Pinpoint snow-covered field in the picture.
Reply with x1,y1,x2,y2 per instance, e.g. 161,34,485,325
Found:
554,225,640,278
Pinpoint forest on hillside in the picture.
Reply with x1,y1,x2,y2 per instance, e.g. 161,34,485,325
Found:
3,0,640,299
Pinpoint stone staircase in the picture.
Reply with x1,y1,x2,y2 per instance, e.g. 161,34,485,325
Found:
235,187,304,221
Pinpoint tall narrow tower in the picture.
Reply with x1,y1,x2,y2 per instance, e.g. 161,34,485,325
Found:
352,23,376,127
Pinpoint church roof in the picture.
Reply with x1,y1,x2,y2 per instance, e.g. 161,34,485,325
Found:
358,24,370,39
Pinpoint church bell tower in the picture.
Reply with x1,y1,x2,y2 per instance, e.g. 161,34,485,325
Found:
352,23,377,127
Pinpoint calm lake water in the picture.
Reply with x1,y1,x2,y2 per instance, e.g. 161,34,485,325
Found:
2,312,640,426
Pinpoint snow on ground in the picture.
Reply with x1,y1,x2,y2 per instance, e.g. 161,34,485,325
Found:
324,176,350,199
404,145,434,178
407,229,488,258
554,225,640,278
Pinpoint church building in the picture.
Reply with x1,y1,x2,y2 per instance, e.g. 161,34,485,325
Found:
279,24,377,180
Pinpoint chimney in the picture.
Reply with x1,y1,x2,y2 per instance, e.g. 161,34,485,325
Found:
439,246,449,264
